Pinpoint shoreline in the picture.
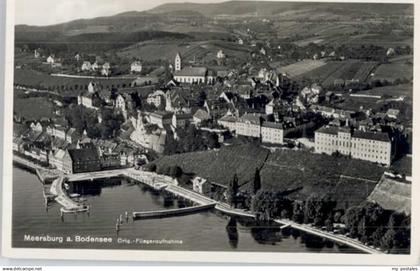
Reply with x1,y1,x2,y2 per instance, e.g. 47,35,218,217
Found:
12,155,382,254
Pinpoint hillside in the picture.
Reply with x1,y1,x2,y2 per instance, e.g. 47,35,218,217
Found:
154,144,385,208
15,30,192,54
150,1,413,17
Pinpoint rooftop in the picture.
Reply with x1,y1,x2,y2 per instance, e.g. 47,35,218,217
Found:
238,113,263,125
219,115,237,123
262,121,284,129
174,67,207,77
68,148,100,163
353,130,390,142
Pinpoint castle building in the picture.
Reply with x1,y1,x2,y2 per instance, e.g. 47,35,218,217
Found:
314,126,394,166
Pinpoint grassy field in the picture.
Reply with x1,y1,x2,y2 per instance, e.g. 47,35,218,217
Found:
277,59,326,78
340,33,413,48
371,63,413,83
297,60,378,86
14,69,135,96
154,144,385,208
14,96,55,120
334,95,386,112
361,84,413,99
118,39,250,63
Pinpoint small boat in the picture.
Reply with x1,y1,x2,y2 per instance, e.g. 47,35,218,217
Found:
64,183,70,190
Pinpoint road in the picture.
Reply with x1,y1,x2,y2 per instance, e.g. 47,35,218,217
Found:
273,218,384,254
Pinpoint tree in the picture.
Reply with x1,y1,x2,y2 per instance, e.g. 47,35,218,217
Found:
169,165,183,178
251,168,262,195
227,174,239,207
144,163,157,172
292,201,304,224
381,228,396,251
371,226,386,248
344,206,363,237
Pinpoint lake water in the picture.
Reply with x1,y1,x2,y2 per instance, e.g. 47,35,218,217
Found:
12,166,361,253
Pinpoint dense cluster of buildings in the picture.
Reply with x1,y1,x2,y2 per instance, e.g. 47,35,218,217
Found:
14,46,409,175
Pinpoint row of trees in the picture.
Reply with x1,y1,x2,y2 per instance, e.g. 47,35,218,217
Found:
224,169,411,253
344,202,410,253
164,125,220,155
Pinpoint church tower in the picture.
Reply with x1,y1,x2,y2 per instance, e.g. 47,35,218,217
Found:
174,53,182,72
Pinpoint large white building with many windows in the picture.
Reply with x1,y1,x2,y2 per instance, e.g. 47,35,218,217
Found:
314,126,393,166
261,122,284,145
218,113,284,145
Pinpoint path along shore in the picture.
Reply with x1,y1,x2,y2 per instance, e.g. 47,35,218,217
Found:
13,155,383,254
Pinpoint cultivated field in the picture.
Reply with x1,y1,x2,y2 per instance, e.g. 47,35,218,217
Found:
154,144,385,208
367,176,411,215
340,33,413,48
155,144,270,187
118,39,250,63
371,63,413,83
277,59,326,78
334,95,386,112
362,84,413,99
14,96,55,120
260,149,384,208
297,60,378,86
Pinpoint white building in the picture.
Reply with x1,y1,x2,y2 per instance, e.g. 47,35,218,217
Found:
46,125,66,140
101,62,111,76
192,177,211,194
34,49,40,58
174,66,213,84
174,53,182,72
46,55,55,64
235,113,262,138
148,111,173,129
193,109,211,125
261,122,284,144
217,50,226,59
49,149,66,171
217,115,237,132
81,61,92,71
92,62,100,71
130,61,143,73
173,54,214,84
115,94,128,119
146,90,166,108
314,126,393,166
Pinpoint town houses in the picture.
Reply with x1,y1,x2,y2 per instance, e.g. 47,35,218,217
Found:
13,42,410,179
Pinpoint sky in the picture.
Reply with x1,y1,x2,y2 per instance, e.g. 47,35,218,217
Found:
15,0,228,26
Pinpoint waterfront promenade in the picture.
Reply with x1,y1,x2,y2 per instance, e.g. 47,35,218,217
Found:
14,155,382,254
50,175,88,213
